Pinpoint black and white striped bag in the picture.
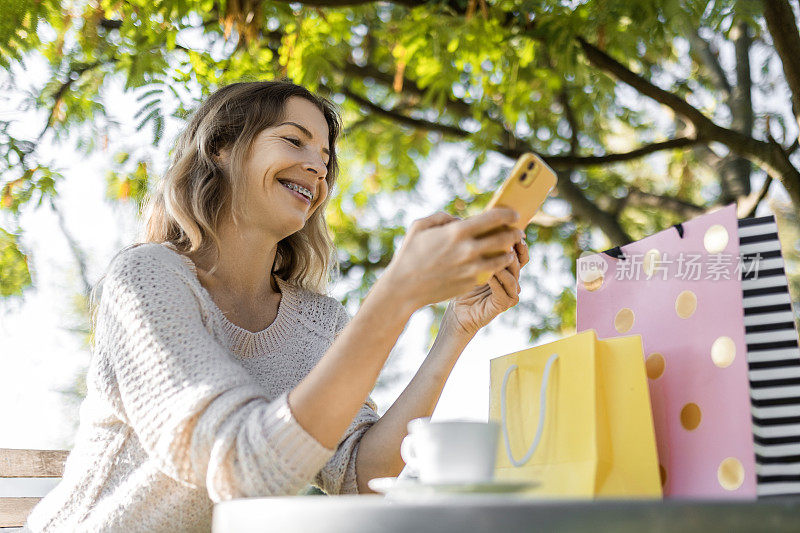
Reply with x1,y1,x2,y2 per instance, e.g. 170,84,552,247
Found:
738,214,800,497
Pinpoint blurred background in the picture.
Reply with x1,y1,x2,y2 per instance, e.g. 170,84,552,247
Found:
1,0,799,452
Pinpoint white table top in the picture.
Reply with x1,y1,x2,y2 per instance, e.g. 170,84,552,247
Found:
213,494,800,533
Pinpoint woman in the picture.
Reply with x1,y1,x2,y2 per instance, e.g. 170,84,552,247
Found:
24,81,528,532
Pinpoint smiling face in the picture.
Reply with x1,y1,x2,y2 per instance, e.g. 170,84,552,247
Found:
233,96,332,239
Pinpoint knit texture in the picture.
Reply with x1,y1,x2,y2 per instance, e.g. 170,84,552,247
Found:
24,242,378,532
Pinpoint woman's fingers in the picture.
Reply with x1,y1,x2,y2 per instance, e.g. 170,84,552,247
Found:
487,275,505,298
515,239,530,268
456,208,519,238
469,228,523,259
488,272,520,306
472,251,516,284
500,240,527,283
506,252,520,279
393,209,527,308
408,212,458,236
494,268,519,297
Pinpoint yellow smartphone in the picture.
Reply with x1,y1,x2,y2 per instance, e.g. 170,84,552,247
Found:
484,152,557,231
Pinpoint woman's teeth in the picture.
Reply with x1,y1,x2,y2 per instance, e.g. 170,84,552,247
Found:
281,181,313,201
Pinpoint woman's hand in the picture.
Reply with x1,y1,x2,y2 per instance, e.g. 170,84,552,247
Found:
382,208,522,312
445,238,530,338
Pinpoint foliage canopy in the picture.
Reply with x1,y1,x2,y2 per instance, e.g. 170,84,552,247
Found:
2,0,799,339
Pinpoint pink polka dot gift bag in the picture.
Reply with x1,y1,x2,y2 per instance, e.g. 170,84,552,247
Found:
577,204,800,499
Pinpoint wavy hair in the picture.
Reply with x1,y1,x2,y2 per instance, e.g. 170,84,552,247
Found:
141,80,342,293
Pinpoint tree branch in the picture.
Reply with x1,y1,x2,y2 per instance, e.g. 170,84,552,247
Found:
723,22,754,200
624,188,707,219
340,58,520,150
341,81,642,243
38,60,109,141
576,37,713,132
343,83,700,170
555,89,632,245
688,31,732,95
48,198,91,299
341,61,474,118
762,0,800,130
543,137,700,168
574,35,800,208
558,90,580,154
686,28,754,202
339,86,471,138
788,137,799,155
271,0,448,8
738,175,773,219
550,172,631,245
99,18,123,31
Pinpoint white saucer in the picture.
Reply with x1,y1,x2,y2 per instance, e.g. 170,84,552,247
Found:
368,477,540,498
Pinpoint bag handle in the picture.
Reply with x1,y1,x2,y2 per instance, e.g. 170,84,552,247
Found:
500,353,559,467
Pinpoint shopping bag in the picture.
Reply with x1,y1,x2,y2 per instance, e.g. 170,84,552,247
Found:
738,214,800,497
576,203,758,498
488,329,662,498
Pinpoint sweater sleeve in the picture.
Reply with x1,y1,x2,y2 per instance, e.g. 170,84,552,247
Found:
93,244,335,502
313,302,379,494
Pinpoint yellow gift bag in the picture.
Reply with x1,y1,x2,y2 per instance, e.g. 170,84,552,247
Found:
489,330,662,498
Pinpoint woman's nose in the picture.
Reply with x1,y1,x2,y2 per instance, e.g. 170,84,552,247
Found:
305,159,328,180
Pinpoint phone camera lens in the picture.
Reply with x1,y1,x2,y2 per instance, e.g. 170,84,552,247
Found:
527,161,535,170
520,172,528,181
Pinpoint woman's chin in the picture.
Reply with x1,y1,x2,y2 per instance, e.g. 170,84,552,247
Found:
254,205,310,239
275,218,307,239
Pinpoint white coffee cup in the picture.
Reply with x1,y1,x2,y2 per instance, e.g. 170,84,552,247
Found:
400,418,499,484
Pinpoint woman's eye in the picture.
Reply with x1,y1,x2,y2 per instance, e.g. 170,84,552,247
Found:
284,137,302,147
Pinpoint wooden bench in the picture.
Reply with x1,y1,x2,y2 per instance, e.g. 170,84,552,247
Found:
0,449,68,529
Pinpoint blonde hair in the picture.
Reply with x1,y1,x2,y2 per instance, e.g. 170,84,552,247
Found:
141,80,342,293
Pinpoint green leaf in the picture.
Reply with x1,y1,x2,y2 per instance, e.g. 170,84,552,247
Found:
0,227,32,298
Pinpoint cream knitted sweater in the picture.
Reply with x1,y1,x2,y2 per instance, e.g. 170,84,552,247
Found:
24,242,378,532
